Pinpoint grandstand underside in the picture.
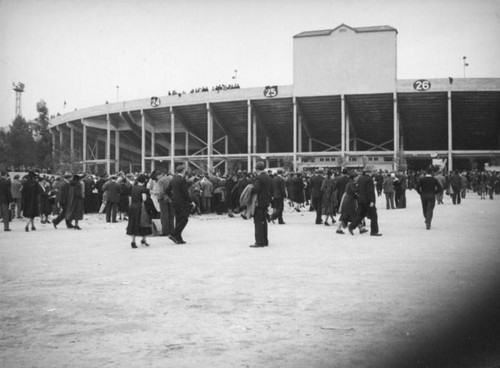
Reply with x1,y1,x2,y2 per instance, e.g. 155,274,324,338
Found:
49,79,500,174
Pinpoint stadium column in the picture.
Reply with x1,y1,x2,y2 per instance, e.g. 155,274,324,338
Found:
106,114,111,175
69,123,74,161
448,91,453,171
265,137,270,168
293,97,297,171
341,95,345,163
252,113,257,169
141,110,146,173
58,125,64,154
115,129,120,173
170,106,175,172
247,100,252,171
150,125,155,172
82,120,87,173
298,113,302,153
393,92,399,170
207,103,214,174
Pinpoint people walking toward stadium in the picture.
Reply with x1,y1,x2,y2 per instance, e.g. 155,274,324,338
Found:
22,171,41,232
321,170,336,226
415,167,442,230
336,172,367,235
449,170,462,204
309,169,324,224
270,168,286,224
102,175,121,223
66,174,84,230
126,174,152,248
10,174,22,218
157,170,175,237
434,171,447,204
166,165,196,244
348,170,382,236
383,172,396,209
53,172,74,229
249,161,273,247
0,170,12,231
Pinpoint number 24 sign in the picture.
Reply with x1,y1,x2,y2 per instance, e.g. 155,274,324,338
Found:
413,80,431,91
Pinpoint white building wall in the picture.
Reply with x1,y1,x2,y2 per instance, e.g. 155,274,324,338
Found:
293,25,397,96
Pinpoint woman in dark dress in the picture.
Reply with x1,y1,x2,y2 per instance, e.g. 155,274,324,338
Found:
118,176,131,220
22,171,41,232
336,173,367,235
126,175,152,248
66,175,84,230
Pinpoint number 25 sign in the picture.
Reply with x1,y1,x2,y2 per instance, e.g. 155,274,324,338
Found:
413,80,431,91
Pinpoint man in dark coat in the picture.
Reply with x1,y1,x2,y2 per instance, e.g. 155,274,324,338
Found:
348,170,382,236
449,170,462,205
166,165,195,244
53,172,74,229
0,170,13,231
309,169,324,224
157,171,174,237
415,168,442,230
270,169,286,224
250,161,273,247
102,176,121,223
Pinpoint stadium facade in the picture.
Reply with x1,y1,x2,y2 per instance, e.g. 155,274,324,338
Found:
49,24,500,174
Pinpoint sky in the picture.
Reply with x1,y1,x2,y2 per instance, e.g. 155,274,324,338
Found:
1,0,499,127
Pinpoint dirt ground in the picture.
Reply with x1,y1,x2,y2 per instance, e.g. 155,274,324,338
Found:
1,190,500,368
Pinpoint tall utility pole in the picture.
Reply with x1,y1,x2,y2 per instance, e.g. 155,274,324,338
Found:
12,82,25,117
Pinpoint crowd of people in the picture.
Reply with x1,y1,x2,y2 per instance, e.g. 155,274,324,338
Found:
1,165,499,246
167,83,241,97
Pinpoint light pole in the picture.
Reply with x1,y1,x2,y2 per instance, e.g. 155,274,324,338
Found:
232,69,238,85
116,85,119,102
463,56,469,78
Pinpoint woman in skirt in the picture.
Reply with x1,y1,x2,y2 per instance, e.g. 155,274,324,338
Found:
126,174,152,248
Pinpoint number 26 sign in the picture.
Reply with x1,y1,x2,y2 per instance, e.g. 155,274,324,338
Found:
413,80,431,91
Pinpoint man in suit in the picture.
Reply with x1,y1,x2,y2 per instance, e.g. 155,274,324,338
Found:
270,169,286,224
157,170,174,236
102,175,121,223
250,161,273,247
166,164,195,244
0,170,13,231
53,172,74,229
415,167,442,230
309,169,324,224
348,170,382,236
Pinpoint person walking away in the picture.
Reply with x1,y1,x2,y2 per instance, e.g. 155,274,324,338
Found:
270,168,286,224
166,165,196,244
398,170,408,208
126,175,152,248
336,173,368,234
157,170,175,236
393,174,402,209
434,171,446,204
449,170,462,204
309,169,324,224
38,175,52,224
66,174,84,230
118,176,131,220
460,171,468,199
0,170,13,232
383,173,396,209
200,175,213,214
249,161,273,247
102,175,121,223
348,170,382,236
22,171,41,232
375,170,384,197
321,170,336,226
415,168,442,230
10,174,22,218
53,172,75,229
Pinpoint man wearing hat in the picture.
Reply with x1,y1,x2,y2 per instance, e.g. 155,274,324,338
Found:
102,175,121,223
270,168,286,224
250,161,273,247
53,172,75,229
309,169,324,224
0,170,13,231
